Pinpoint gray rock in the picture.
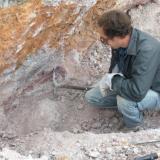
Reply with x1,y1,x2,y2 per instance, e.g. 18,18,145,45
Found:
77,105,84,110
91,122,102,129
88,150,100,158
81,121,91,131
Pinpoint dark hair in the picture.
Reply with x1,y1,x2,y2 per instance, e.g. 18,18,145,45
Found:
98,10,132,38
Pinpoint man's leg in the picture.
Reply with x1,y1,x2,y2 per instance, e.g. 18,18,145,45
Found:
85,86,117,109
117,89,160,128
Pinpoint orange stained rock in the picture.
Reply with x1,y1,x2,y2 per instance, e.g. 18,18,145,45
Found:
63,0,116,53
0,0,116,73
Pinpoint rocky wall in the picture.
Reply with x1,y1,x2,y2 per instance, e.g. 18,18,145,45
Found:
0,0,156,106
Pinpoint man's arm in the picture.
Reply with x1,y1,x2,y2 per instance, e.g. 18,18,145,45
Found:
112,45,159,102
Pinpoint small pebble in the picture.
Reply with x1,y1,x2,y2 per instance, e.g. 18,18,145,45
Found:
92,122,101,129
77,105,84,110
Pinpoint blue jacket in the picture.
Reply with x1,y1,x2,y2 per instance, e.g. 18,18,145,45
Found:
109,28,160,102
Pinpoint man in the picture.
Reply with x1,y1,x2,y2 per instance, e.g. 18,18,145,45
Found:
85,10,160,129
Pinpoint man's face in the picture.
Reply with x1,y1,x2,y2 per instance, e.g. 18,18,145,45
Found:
97,27,123,49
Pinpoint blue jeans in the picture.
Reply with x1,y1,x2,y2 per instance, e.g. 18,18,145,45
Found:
85,87,160,128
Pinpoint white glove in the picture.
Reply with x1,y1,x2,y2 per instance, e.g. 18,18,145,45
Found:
99,73,123,97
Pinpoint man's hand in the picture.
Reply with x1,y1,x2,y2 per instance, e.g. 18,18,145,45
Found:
99,73,123,97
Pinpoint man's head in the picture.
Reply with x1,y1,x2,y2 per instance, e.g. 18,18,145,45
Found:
97,10,132,49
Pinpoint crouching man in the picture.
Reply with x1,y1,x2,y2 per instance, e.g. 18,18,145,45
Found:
85,10,160,129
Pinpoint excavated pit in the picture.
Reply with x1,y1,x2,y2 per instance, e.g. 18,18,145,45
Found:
0,1,160,138
1,46,160,138
0,0,160,159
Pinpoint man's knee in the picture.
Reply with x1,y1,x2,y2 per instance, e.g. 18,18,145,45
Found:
85,87,117,108
85,90,93,103
84,87,100,104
